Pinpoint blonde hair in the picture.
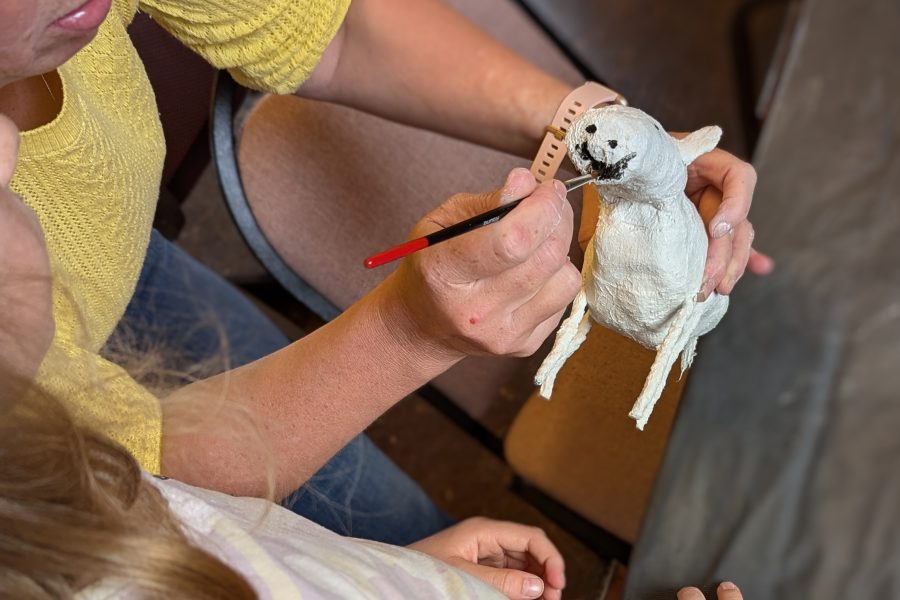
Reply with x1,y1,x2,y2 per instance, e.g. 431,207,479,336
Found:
0,372,257,599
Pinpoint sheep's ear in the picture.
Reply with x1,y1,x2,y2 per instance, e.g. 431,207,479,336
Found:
675,126,722,165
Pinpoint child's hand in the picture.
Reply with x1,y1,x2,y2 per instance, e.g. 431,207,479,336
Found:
0,115,54,381
678,581,744,600
409,517,566,600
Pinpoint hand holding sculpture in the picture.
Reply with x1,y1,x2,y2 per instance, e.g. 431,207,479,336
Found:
381,168,582,364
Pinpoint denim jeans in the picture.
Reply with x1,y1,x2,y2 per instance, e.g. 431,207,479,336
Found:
105,230,452,545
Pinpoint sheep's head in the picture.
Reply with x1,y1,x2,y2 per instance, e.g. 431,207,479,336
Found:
566,105,721,198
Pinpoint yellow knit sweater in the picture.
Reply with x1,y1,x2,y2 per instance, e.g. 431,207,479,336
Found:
11,0,350,473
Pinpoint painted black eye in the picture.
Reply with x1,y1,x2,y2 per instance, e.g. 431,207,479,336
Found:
585,124,597,134
608,140,618,148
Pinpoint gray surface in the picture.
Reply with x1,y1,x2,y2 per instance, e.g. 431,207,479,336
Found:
625,0,900,598
518,0,759,156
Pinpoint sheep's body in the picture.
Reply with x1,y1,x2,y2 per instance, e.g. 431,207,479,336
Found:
535,105,729,430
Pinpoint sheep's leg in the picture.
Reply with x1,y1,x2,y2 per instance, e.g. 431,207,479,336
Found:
630,300,699,430
535,289,591,399
680,292,728,375
680,335,698,375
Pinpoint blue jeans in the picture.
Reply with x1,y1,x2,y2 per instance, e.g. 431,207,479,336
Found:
105,230,452,545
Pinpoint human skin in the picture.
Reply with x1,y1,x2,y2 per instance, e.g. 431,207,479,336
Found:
165,0,772,495
0,0,103,87
0,116,53,384
0,117,741,600
0,0,770,497
161,171,581,498
410,517,567,600
678,582,745,600
302,0,774,298
0,5,752,595
1,94,566,596
0,0,108,131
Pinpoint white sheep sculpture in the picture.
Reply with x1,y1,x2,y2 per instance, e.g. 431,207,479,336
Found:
535,105,729,430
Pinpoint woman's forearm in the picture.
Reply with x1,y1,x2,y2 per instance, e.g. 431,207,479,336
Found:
300,0,573,158
159,169,579,500
159,276,460,499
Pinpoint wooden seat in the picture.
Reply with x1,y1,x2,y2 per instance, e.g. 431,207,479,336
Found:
505,282,687,544
504,185,688,544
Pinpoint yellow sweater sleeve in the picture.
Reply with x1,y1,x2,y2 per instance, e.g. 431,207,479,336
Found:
37,343,163,474
138,0,351,94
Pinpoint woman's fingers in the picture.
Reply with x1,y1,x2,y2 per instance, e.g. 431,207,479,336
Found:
677,588,706,600
511,261,581,332
446,180,566,281
747,248,775,275
686,148,756,239
707,162,755,240
686,146,773,293
694,185,771,300
518,307,569,358
414,168,538,238
700,229,732,301
395,169,577,358
717,221,753,295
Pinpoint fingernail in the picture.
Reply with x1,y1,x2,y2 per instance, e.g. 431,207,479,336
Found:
720,276,734,294
501,169,526,203
516,166,536,181
522,577,544,598
696,280,710,302
720,581,738,591
712,221,732,239
553,180,568,201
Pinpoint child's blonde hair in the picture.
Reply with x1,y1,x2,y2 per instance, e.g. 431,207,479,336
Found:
0,365,257,598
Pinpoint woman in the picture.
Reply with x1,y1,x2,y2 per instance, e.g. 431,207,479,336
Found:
0,0,771,545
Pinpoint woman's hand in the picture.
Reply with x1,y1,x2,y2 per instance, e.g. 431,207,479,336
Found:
0,114,53,382
381,167,581,361
162,168,581,497
678,582,744,600
685,147,773,301
410,517,566,600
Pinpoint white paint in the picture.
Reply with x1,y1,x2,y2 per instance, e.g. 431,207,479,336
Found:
535,105,729,429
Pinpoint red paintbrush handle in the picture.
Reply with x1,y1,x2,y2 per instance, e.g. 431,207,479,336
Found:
364,237,430,269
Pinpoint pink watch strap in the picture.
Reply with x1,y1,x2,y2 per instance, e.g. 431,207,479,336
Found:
530,82,626,182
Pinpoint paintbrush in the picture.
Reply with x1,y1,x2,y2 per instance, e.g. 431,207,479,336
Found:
363,172,597,269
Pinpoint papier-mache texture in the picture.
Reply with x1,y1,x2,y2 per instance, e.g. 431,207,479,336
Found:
535,105,729,429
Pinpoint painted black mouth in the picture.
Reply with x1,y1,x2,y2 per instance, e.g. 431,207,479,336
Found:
579,142,637,181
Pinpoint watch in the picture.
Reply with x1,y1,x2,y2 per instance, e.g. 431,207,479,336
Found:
529,82,627,182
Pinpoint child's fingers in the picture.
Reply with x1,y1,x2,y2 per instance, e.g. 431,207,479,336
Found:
716,581,744,600
677,587,706,600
